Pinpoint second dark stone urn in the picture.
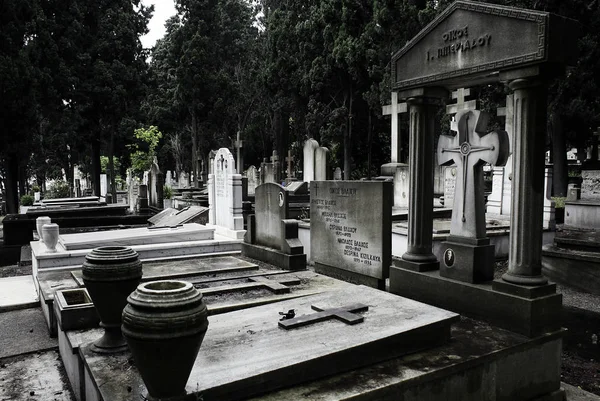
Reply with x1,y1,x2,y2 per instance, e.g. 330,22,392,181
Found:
82,246,143,354
122,280,209,401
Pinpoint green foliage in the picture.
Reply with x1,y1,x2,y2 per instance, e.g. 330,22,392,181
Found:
20,195,34,206
46,181,70,199
163,185,173,199
552,197,566,209
128,126,163,177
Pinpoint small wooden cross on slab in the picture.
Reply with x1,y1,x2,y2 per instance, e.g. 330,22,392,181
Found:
278,303,369,330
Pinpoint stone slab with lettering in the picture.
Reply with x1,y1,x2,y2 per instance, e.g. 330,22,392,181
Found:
81,285,458,401
310,181,392,289
444,166,457,208
393,164,409,208
393,1,578,91
207,148,245,240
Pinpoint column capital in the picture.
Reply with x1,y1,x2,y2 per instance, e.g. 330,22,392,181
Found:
399,86,448,104
507,77,542,91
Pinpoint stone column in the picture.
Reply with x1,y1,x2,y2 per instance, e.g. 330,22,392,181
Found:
401,96,441,270
502,79,548,285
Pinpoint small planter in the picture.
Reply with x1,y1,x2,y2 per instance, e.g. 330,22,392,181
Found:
54,288,100,331
82,246,143,354
122,280,209,401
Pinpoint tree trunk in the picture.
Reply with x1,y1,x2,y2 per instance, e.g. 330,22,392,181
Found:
551,113,568,197
5,153,19,214
191,110,198,187
92,138,101,197
108,129,117,203
343,90,353,180
18,162,26,198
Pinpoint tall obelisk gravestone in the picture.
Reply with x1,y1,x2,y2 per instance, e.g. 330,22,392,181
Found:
437,109,509,282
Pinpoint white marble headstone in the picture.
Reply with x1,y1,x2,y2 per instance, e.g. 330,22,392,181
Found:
315,147,330,181
245,165,259,195
303,139,319,183
207,148,245,240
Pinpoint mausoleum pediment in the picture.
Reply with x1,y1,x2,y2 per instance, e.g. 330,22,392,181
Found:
392,0,577,90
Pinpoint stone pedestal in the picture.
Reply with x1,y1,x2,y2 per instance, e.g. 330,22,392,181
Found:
438,236,495,283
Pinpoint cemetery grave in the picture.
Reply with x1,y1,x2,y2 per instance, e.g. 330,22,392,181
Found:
3,1,600,400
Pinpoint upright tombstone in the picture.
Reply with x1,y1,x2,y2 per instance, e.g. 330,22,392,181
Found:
207,148,245,240
543,167,556,230
311,181,392,289
242,182,307,270
436,109,509,282
148,157,164,209
245,165,259,195
381,92,408,176
285,150,295,180
487,94,515,217
314,147,330,181
333,167,342,180
100,174,108,199
388,1,575,341
179,171,190,188
303,139,320,182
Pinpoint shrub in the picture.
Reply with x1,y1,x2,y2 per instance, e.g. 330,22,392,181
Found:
552,196,566,208
20,194,34,206
46,181,70,199
163,185,173,199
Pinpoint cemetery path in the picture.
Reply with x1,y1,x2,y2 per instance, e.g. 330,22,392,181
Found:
0,308,57,359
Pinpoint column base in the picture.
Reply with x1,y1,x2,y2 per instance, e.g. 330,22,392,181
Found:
392,255,439,272
502,272,548,286
437,237,495,283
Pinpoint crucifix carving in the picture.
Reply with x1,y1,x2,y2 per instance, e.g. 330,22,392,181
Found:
198,276,301,296
278,303,368,330
438,109,509,239
382,92,408,163
285,150,295,178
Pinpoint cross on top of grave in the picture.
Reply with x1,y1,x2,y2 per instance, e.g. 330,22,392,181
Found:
438,109,508,238
285,150,295,178
271,150,279,164
278,303,369,329
382,92,408,164
447,88,479,132
234,131,244,172
218,154,228,171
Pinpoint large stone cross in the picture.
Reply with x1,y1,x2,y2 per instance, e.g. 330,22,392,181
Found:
285,150,295,178
382,92,408,163
447,88,479,132
234,131,243,173
278,303,369,330
438,109,509,239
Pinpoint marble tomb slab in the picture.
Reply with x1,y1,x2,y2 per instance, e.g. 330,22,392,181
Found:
71,256,260,286
59,223,214,250
81,285,458,401
147,206,209,227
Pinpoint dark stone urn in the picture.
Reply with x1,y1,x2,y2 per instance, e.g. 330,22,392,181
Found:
122,280,209,401
82,246,143,354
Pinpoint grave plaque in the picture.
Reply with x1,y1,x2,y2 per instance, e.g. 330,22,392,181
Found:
310,181,392,288
444,167,457,208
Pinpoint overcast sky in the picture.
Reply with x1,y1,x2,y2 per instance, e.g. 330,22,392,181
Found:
141,0,177,49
